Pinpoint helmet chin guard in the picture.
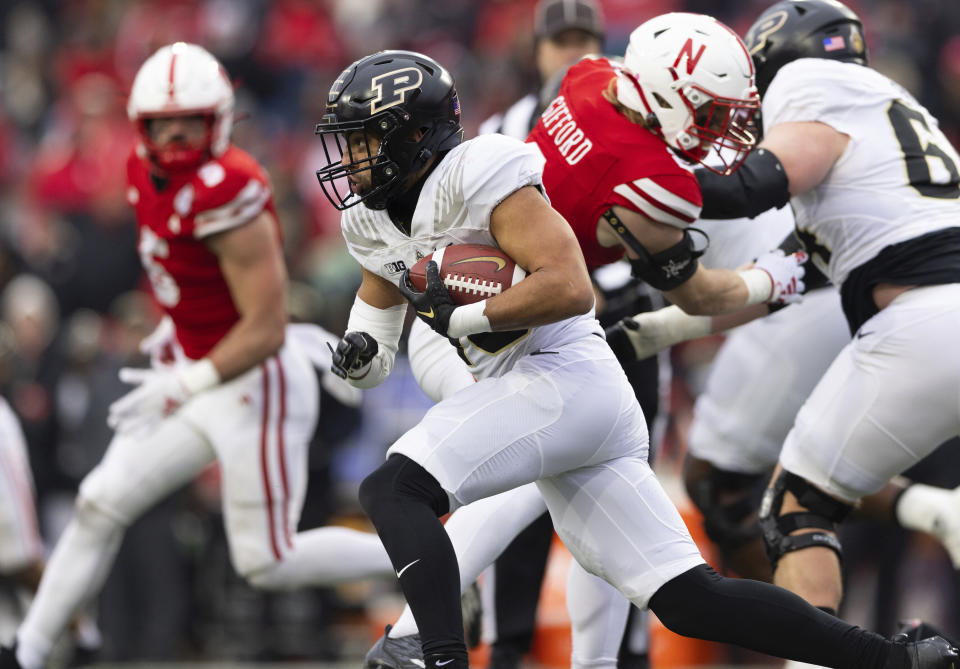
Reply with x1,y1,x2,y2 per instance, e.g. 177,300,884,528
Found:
616,13,761,175
127,42,235,174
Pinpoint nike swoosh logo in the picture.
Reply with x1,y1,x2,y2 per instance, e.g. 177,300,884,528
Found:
411,661,425,668
451,256,506,271
417,308,435,319
856,330,874,339
396,558,420,578
435,660,454,666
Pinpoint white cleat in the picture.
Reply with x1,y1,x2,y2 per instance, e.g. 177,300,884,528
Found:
897,484,960,568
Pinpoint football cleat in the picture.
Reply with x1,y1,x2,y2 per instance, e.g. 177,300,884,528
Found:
67,643,100,668
891,626,959,669
896,620,958,647
0,645,22,669
364,625,425,669
905,637,958,669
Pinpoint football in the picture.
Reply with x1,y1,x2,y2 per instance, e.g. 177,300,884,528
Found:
408,244,527,306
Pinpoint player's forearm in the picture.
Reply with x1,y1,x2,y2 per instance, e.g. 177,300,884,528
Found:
482,266,594,330
709,303,769,333
206,313,287,382
665,267,752,316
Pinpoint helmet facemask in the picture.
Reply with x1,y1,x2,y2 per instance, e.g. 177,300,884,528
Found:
137,112,217,174
315,107,429,211
680,86,761,175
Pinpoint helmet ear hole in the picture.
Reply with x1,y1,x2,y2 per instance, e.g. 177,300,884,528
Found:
652,93,672,109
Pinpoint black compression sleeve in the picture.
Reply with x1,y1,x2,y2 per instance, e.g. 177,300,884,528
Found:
359,456,468,668
649,565,901,668
696,148,791,219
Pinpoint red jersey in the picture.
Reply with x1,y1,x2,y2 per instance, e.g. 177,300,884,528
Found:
527,58,703,271
126,145,278,359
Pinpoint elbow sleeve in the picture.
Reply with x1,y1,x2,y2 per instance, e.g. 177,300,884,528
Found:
696,148,791,220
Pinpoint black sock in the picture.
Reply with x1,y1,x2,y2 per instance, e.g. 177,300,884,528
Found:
359,455,468,668
490,510,554,665
649,565,895,668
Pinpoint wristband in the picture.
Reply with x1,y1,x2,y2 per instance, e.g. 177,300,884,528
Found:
179,358,221,395
738,268,774,306
446,301,492,339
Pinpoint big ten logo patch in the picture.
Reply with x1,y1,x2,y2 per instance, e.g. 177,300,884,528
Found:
383,259,408,275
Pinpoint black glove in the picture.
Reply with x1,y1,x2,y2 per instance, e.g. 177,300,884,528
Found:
398,262,457,337
328,331,379,380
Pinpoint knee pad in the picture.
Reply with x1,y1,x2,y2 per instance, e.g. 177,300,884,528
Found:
684,462,765,551
758,470,852,568
74,492,128,540
76,467,138,528
359,455,450,521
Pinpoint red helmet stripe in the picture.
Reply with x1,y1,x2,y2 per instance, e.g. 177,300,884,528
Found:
167,52,178,101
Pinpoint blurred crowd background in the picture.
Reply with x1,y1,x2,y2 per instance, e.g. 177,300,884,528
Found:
0,0,958,665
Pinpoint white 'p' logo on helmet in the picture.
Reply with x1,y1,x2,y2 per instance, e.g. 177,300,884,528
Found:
370,67,424,115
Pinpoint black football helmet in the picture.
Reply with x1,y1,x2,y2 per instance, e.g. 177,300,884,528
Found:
745,0,868,97
315,50,463,211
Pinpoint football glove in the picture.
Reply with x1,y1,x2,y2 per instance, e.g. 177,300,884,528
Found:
108,368,190,435
107,359,219,435
139,315,177,369
753,249,807,305
398,261,457,337
328,331,379,380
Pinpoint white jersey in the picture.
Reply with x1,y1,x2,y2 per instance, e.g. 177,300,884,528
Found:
341,134,603,380
764,58,960,287
0,396,43,571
